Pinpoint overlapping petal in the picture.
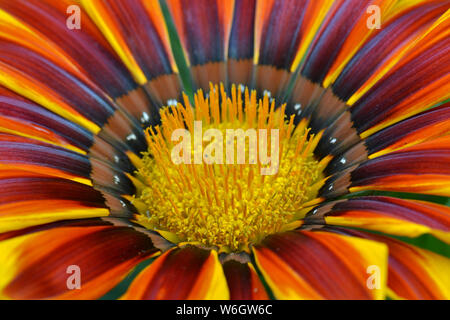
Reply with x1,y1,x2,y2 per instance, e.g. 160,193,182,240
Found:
0,0,448,301
0,220,159,299
306,196,450,243
122,246,229,299
0,0,137,97
253,230,388,299
330,228,450,299
320,135,450,200
80,0,182,117
222,259,268,300
332,1,450,101
324,103,450,173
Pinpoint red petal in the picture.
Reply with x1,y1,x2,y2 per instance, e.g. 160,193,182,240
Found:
331,228,450,299
0,221,159,299
122,246,229,299
223,260,268,300
253,230,388,299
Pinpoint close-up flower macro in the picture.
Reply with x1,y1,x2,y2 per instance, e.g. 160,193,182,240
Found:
0,0,449,301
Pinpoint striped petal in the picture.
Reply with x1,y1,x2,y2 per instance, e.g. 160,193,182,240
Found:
80,0,182,125
332,1,450,100
165,0,234,90
81,0,174,85
0,200,108,234
0,133,141,221
253,0,335,97
0,41,117,128
253,230,388,299
306,196,450,243
83,0,175,82
302,0,382,83
0,175,109,233
0,40,149,151
324,103,450,174
0,88,93,153
292,2,449,166
0,220,159,299
351,149,450,197
0,133,138,195
320,136,450,199
350,9,450,136
331,228,450,299
2,0,161,131
0,0,137,97
0,134,91,182
227,0,256,85
122,246,229,300
366,103,450,158
0,87,139,175
222,259,268,300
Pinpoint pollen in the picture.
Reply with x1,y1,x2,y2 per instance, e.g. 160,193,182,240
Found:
131,83,329,252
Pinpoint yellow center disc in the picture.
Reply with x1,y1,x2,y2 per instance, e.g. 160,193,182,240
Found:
132,83,330,252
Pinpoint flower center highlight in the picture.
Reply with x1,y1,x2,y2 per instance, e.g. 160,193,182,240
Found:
131,83,328,252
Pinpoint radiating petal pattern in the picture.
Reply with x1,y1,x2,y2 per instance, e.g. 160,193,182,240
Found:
320,135,450,199
330,228,450,299
349,9,450,136
0,87,93,153
306,196,450,243
122,246,229,300
165,0,234,90
0,0,448,301
253,230,388,299
0,220,159,299
227,0,256,85
222,259,268,300
0,0,137,97
332,1,450,101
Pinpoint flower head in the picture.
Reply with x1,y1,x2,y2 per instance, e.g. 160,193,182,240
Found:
0,0,449,300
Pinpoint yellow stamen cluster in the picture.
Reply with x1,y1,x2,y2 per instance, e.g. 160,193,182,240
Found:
132,83,328,252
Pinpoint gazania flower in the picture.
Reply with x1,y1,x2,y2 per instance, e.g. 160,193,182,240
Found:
0,0,449,300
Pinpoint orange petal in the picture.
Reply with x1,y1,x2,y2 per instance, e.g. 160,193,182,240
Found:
223,260,268,300
366,103,450,158
122,246,229,300
350,150,450,197
333,228,450,299
253,230,388,299
333,1,449,101
307,196,450,244
0,221,159,299
0,0,137,96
